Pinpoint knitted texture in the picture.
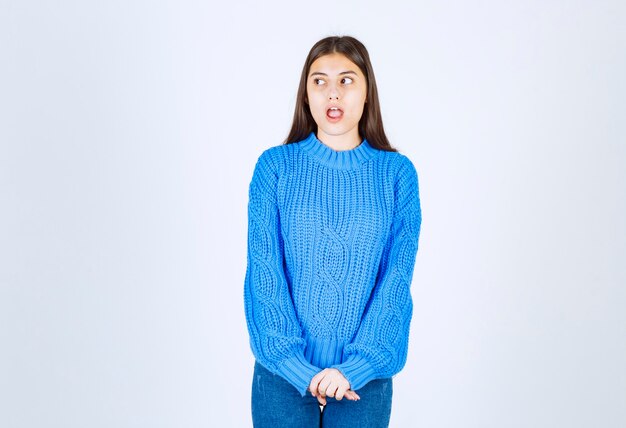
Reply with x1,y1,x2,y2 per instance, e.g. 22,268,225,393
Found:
243,131,422,397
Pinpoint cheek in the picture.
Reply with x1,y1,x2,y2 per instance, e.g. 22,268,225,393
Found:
308,96,326,115
348,96,366,115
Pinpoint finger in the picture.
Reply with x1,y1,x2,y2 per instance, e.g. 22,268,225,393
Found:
309,371,326,397
309,374,322,396
326,384,338,398
335,385,348,401
318,385,327,397
345,390,360,401
316,395,327,406
318,379,331,397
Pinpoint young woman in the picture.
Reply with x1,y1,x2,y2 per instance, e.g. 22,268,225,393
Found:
243,35,422,427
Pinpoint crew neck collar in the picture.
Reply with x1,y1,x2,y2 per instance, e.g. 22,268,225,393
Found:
299,132,379,170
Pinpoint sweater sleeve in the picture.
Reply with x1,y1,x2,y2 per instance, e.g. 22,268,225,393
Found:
243,149,322,397
330,156,422,391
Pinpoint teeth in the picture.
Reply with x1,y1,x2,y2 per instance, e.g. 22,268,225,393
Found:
330,107,338,110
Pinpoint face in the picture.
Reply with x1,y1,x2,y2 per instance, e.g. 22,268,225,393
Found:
306,53,368,143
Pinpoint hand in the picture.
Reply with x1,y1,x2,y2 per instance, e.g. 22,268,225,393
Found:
308,368,361,405
311,388,360,406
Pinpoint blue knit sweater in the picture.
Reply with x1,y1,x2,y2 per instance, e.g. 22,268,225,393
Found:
243,131,422,397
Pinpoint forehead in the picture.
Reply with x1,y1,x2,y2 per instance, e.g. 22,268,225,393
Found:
308,53,363,77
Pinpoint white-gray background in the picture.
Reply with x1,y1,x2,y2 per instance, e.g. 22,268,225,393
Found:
1,1,624,427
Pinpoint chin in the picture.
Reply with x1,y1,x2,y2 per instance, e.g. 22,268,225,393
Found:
330,124,357,134
317,119,353,132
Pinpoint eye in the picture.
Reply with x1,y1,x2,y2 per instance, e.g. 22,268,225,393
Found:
342,77,354,84
313,78,325,85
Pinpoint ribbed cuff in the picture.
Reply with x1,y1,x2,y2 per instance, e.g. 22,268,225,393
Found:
275,352,322,397
330,353,377,391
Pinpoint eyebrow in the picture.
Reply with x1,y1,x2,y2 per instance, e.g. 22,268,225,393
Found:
309,70,358,78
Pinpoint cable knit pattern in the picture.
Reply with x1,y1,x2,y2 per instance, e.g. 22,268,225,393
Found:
243,131,422,397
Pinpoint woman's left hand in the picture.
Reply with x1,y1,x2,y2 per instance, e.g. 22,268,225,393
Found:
309,368,360,404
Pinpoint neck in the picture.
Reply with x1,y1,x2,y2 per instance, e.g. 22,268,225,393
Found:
316,129,362,151
299,131,379,170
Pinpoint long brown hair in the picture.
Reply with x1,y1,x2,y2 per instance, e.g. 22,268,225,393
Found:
283,35,398,152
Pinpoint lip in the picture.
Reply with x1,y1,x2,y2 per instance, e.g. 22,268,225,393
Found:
326,103,343,112
325,104,344,123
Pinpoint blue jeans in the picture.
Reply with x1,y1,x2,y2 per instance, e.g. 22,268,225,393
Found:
251,360,393,427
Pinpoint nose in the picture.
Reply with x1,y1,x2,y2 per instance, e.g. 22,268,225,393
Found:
328,84,340,100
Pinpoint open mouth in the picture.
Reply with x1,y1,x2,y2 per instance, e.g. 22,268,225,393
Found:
326,107,344,121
